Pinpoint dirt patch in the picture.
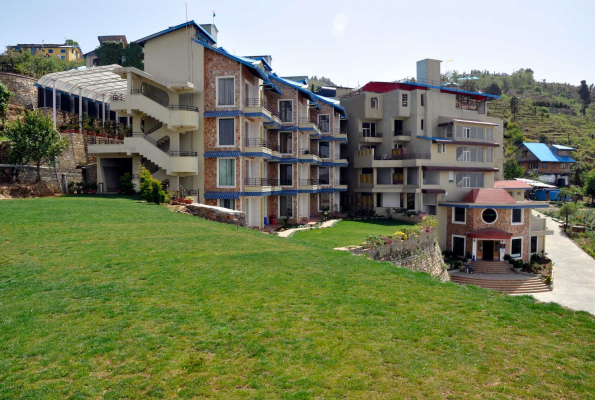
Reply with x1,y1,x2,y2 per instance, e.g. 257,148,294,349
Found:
0,182,61,199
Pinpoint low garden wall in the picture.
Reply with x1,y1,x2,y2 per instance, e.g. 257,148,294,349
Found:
186,204,246,227
346,226,449,282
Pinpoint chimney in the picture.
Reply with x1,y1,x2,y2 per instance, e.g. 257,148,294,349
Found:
200,24,218,44
416,59,442,84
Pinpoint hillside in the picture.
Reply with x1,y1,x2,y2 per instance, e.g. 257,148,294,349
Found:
1,196,595,398
453,69,595,174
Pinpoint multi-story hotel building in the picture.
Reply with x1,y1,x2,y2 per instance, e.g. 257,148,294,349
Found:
341,59,552,260
84,21,348,228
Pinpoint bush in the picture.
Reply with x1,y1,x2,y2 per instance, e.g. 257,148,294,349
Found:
139,166,165,204
118,173,136,195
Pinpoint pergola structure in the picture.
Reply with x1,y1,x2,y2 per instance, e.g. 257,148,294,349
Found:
36,65,127,130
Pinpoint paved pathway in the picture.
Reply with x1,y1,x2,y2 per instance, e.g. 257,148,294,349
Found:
530,213,595,314
276,220,339,238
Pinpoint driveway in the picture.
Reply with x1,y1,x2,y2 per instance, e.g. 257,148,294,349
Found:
530,213,595,314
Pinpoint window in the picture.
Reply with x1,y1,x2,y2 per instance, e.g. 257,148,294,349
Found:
361,122,376,137
456,146,484,162
61,56,65,60
279,195,292,217
280,164,293,186
560,163,567,169
486,147,493,163
531,236,538,254
61,49,65,53
217,77,235,106
421,94,425,106
279,131,293,153
218,118,235,146
319,193,331,211
438,143,446,153
542,162,548,169
456,172,484,188
453,235,466,258
456,125,485,140
319,167,330,185
453,207,466,223
486,127,493,141
394,120,403,135
218,198,235,210
511,237,522,258
319,141,330,158
370,97,379,109
279,100,293,123
421,119,424,130
449,171,454,182
482,208,498,224
48,49,53,53
218,159,235,187
318,114,330,133
402,94,408,107
512,208,523,224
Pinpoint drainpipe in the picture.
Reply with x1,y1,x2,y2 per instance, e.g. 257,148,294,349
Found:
79,87,83,131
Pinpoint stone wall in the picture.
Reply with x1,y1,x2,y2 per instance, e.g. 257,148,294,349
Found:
349,230,449,281
0,72,37,109
186,203,246,227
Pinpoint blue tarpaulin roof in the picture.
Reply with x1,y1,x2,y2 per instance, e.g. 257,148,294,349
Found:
522,143,576,163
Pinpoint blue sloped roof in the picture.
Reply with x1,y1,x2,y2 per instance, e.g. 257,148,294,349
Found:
311,92,347,117
135,21,216,46
269,74,316,102
522,143,576,163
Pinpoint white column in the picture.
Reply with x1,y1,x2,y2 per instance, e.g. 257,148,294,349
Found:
52,80,57,129
78,88,83,131
102,94,106,127
472,239,477,261
115,112,119,135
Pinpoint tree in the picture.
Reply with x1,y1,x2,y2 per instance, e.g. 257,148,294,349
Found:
139,166,165,204
64,39,79,47
578,80,591,117
559,203,577,232
485,82,502,96
93,42,144,70
504,157,525,179
558,187,571,204
510,96,521,121
0,82,13,127
4,111,68,182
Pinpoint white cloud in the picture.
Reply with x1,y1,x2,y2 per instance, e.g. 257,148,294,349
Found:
332,14,348,38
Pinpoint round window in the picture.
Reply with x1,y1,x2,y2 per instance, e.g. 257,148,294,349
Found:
482,208,498,224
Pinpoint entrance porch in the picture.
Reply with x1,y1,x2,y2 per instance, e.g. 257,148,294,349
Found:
467,227,512,262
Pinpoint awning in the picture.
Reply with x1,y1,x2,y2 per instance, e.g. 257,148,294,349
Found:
423,166,499,172
422,189,446,194
466,228,512,240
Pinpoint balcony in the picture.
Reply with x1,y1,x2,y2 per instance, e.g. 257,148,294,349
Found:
243,98,273,123
244,177,279,192
299,178,319,190
298,148,321,163
334,178,348,190
245,137,278,157
392,130,412,142
322,127,348,142
333,155,349,166
359,131,383,144
354,148,430,169
374,150,430,161
298,116,321,136
109,90,199,131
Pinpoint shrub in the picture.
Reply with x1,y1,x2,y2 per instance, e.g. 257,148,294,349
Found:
139,166,165,204
118,173,136,195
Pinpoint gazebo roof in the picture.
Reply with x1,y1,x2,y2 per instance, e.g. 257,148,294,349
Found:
37,65,127,102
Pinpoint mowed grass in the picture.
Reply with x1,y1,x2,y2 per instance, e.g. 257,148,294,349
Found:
291,219,411,249
0,197,594,399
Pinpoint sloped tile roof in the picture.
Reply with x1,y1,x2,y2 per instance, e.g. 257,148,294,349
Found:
461,189,517,204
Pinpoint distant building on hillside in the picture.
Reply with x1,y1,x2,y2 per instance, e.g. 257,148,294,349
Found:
517,143,576,187
7,43,83,61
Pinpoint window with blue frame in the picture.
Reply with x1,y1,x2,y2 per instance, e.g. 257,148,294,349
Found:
48,49,53,53
61,56,65,60
61,49,65,53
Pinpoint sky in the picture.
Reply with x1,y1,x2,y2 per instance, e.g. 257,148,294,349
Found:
2,0,594,88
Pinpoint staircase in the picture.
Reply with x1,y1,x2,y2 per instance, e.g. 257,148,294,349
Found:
450,274,551,294
469,260,513,274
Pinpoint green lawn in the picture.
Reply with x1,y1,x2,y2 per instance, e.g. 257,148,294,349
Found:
1,197,594,399
291,219,410,249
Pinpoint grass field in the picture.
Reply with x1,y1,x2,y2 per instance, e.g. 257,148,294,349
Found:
291,219,410,249
1,196,595,399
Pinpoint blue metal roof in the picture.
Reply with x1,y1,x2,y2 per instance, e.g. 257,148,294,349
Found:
417,135,453,142
311,92,347,117
135,21,216,46
269,74,316,102
521,143,576,163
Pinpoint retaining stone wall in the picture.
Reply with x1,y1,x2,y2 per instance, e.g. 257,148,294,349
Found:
186,203,246,227
350,230,449,281
0,72,37,108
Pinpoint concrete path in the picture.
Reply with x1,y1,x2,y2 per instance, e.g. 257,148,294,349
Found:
530,213,595,314
276,219,339,238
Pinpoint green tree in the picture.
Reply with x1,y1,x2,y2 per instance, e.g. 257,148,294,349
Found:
509,128,525,145
584,170,595,206
504,157,525,179
578,80,591,117
559,202,577,232
4,111,68,182
510,96,521,121
94,42,144,70
485,82,501,96
139,166,165,204
0,82,13,127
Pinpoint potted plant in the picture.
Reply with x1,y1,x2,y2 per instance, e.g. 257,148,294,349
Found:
89,182,98,194
67,181,77,194
75,182,83,194
185,197,194,204
82,183,90,194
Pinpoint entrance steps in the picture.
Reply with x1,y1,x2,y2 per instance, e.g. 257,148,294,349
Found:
469,261,513,274
450,273,551,294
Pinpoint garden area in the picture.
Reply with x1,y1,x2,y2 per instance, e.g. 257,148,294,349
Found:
542,200,595,258
1,196,595,398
